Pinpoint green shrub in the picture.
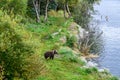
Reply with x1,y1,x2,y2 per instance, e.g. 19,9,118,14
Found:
110,77,119,80
48,16,65,26
85,67,98,74
0,65,4,80
0,21,28,79
65,35,77,48
0,0,27,15
76,68,87,75
0,11,44,80
69,57,78,63
59,47,79,63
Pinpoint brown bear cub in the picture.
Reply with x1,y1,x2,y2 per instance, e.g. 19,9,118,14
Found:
44,50,58,59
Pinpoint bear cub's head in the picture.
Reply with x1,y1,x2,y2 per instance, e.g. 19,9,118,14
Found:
53,50,58,54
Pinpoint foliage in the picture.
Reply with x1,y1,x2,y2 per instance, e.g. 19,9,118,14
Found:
56,0,79,9
26,0,57,19
0,66,4,80
109,77,119,80
58,47,82,63
73,0,92,28
73,0,100,28
85,67,98,74
66,35,77,48
0,0,28,15
0,10,44,80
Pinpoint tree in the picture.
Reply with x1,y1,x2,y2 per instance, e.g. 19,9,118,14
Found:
56,0,79,18
73,0,100,28
44,0,50,22
32,0,41,23
27,0,57,22
73,1,92,28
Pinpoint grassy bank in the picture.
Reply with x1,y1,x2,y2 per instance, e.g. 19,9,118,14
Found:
0,10,118,80
25,11,117,80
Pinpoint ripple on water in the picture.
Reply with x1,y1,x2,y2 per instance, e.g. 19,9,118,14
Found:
94,0,120,77
98,24,120,77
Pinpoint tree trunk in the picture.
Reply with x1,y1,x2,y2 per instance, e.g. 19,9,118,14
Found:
44,0,49,22
66,2,71,18
38,0,41,15
63,4,67,19
33,0,40,23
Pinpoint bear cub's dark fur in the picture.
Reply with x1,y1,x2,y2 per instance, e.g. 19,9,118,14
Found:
44,50,58,59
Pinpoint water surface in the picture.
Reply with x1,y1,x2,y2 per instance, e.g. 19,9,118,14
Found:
94,0,120,77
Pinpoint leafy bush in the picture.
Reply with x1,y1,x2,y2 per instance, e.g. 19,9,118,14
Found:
73,1,93,28
59,47,79,63
48,10,64,18
85,67,98,74
0,11,44,80
48,16,66,26
110,77,119,80
0,65,4,80
0,0,27,15
66,35,77,48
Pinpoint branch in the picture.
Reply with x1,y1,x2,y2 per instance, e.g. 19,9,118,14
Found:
88,31,103,48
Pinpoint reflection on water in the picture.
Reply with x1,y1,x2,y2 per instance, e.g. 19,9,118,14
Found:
94,0,120,77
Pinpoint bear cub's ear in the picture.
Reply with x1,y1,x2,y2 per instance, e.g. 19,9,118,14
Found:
53,50,58,54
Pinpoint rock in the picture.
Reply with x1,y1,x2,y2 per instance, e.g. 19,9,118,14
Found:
84,54,99,59
52,32,59,37
51,29,62,38
77,25,89,45
80,56,98,68
68,22,90,48
98,68,109,72
59,36,66,44
86,61,98,67
98,69,105,72
80,56,87,63
69,22,78,31
68,22,79,41
78,27,89,39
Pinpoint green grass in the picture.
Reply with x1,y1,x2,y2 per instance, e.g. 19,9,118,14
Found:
24,16,117,80
0,9,118,80
23,16,118,80
38,58,114,80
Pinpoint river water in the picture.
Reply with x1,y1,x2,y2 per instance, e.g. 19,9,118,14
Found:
93,0,120,77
